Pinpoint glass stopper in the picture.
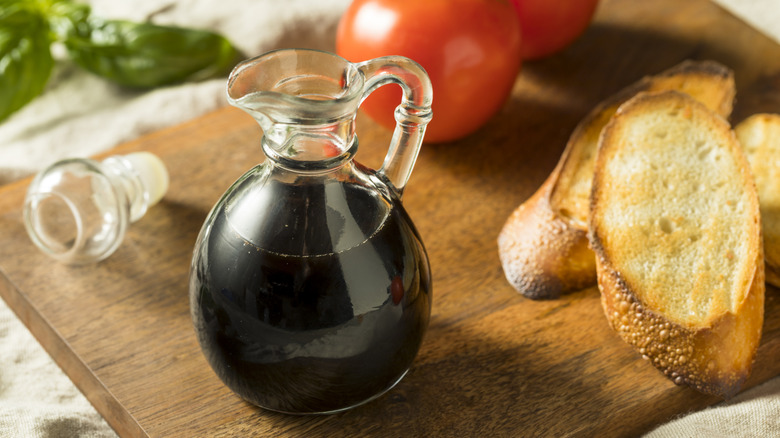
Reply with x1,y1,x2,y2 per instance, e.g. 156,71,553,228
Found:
23,152,169,265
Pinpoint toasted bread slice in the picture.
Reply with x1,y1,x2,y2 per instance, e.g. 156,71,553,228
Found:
498,60,736,299
736,113,780,287
589,91,764,398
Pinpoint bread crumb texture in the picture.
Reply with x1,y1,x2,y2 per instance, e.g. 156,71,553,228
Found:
594,92,756,326
737,113,780,286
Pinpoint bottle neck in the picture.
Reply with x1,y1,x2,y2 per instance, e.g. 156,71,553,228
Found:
262,125,359,173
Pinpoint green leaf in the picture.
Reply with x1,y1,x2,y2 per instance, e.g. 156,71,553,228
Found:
0,4,54,122
46,0,91,40
65,18,241,88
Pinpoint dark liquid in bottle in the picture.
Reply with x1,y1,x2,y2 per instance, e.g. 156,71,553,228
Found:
190,175,431,413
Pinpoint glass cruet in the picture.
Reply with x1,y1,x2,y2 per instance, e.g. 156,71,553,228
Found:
188,48,433,414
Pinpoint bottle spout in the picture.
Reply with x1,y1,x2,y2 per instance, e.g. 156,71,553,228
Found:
226,49,365,166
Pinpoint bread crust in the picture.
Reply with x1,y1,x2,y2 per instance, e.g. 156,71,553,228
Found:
498,60,736,299
497,175,595,299
589,91,764,398
593,251,764,398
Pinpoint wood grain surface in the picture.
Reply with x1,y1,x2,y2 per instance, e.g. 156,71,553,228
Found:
2,0,780,436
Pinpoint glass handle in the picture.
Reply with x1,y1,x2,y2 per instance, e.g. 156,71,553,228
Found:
357,57,433,197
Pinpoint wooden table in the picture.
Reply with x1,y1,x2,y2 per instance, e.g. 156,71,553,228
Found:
2,0,780,436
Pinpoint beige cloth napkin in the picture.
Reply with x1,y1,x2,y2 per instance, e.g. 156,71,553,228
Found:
646,377,780,437
1,0,779,436
714,0,780,45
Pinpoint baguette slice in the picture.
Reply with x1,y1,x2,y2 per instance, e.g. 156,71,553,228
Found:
589,90,764,398
498,60,736,299
736,113,780,287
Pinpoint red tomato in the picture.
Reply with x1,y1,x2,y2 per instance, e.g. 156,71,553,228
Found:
337,0,522,143
510,0,599,60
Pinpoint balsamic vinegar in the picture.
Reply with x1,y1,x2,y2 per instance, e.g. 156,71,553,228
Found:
190,176,431,413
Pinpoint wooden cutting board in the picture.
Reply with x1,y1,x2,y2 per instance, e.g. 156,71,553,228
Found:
2,0,780,436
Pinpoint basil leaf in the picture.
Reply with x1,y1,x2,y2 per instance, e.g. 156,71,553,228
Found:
46,0,90,40
65,18,241,88
0,5,54,122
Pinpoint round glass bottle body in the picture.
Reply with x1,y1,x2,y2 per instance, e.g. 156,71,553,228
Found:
189,161,431,414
